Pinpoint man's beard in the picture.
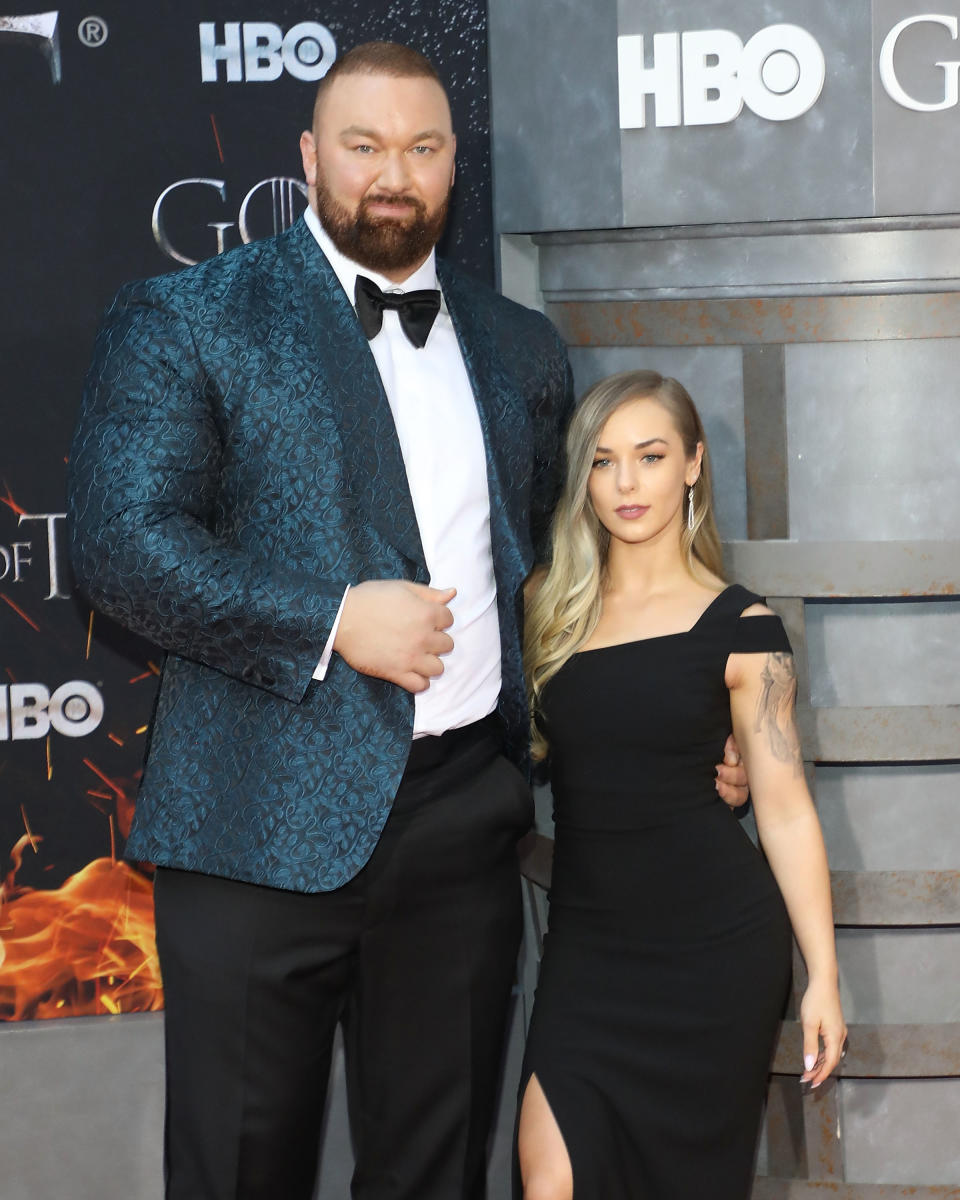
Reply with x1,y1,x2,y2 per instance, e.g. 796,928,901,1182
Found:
314,171,450,275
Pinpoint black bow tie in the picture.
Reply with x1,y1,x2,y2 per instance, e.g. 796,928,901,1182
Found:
354,274,441,349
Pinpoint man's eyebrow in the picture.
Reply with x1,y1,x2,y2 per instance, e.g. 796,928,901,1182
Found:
338,125,448,141
594,437,669,453
339,125,380,139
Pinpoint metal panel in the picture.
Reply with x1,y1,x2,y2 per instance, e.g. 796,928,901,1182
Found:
752,1183,960,1198
546,292,960,347
743,345,789,539
831,870,960,925
617,1,873,227
798,1086,843,1183
771,1022,960,1077
805,601,960,709
784,340,960,543
723,541,960,598
873,0,960,218
816,764,960,872
836,928,960,1024
796,705,960,762
840,1076,960,1185
538,226,960,299
487,0,622,233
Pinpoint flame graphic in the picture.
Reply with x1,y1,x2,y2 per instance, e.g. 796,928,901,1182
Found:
1,479,164,1020
0,846,163,1021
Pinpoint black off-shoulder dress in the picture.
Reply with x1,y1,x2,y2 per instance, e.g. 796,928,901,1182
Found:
520,585,794,1199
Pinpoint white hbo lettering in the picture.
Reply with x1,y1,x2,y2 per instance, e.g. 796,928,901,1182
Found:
618,24,826,128
879,14,960,111
0,682,105,741
199,21,336,83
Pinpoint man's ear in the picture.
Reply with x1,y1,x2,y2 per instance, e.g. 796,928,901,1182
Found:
300,130,317,187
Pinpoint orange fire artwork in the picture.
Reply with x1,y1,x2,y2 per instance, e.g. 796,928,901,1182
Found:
0,833,164,1021
1,480,165,1020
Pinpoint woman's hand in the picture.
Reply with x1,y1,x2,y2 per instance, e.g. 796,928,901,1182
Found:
799,976,847,1089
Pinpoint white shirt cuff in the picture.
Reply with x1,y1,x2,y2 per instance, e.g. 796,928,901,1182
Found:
313,585,350,681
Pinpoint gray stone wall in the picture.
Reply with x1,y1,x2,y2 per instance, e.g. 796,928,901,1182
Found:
492,2,960,1196
490,0,960,230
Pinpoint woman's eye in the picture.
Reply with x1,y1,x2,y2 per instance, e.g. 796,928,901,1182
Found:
591,458,611,469
642,453,664,464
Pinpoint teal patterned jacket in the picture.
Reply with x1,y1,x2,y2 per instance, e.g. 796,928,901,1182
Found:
68,218,573,892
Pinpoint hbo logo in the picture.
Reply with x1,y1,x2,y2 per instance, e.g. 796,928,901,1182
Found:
0,681,104,741
200,21,336,83
619,24,826,127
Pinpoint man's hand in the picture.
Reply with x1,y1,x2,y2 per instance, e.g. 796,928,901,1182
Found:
334,580,456,693
716,734,749,808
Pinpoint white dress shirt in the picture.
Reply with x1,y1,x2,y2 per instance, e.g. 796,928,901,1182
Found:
305,208,501,737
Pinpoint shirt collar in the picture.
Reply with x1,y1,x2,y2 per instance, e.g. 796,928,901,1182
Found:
303,206,440,301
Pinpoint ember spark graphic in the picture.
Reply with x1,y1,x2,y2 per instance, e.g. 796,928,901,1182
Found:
1,484,162,1021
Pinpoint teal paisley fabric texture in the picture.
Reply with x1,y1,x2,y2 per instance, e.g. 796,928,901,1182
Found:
68,219,573,892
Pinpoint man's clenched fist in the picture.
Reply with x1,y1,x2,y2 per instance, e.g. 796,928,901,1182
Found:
334,580,457,693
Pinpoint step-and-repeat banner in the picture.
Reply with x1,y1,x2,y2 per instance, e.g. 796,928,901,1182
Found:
0,1,491,1021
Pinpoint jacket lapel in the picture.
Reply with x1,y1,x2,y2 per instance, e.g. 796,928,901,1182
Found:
280,221,426,574
440,263,533,589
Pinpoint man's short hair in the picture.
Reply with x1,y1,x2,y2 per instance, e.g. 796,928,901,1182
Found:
312,41,448,128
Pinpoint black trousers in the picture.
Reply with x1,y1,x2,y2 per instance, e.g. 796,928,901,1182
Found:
153,719,532,1200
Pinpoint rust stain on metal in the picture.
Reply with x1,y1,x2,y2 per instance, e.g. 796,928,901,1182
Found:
548,292,960,349
773,1022,960,1078
752,1182,960,1197
804,1086,842,1181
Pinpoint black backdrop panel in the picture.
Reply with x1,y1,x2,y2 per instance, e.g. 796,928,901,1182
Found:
0,1,491,1020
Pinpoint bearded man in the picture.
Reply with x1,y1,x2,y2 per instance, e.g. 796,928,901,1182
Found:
68,41,746,1200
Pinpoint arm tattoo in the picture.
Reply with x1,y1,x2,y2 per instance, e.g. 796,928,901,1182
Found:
754,652,804,776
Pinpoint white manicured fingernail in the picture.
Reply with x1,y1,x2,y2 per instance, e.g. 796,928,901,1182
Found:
804,1054,816,1071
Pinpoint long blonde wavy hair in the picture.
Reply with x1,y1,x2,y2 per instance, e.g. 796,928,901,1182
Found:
525,370,725,760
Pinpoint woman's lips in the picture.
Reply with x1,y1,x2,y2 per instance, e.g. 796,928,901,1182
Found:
615,505,650,519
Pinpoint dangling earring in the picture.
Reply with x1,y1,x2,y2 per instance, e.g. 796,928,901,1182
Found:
687,484,696,532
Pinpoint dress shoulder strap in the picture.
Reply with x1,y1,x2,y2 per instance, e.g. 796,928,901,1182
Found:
703,583,763,620
728,583,793,655
699,584,793,655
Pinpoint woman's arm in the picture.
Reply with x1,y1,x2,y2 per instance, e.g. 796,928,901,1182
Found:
726,609,847,1088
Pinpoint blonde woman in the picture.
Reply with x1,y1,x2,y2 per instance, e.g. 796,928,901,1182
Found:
517,371,845,1200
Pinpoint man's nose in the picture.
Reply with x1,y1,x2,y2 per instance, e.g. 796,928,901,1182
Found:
376,152,412,192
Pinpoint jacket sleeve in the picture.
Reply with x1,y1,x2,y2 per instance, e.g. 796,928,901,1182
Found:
67,283,346,705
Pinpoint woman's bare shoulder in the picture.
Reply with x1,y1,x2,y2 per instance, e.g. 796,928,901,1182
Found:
739,600,776,619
